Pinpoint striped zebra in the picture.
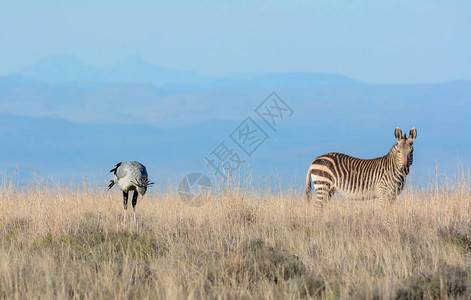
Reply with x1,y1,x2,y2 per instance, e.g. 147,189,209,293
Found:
305,127,417,206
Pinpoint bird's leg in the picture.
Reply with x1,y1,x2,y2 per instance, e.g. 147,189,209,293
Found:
123,191,129,226
132,190,139,225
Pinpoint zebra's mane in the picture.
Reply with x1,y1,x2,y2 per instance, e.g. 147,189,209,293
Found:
388,143,399,155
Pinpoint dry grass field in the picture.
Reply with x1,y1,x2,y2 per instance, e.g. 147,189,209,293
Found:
1,176,471,299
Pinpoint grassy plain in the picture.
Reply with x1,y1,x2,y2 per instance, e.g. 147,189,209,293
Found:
1,176,471,299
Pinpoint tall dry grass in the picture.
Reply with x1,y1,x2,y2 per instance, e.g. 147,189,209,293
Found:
0,175,471,299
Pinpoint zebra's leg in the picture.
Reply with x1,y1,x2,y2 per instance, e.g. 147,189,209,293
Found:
123,191,129,226
328,188,336,199
377,188,396,206
310,170,334,207
314,185,333,208
132,191,139,225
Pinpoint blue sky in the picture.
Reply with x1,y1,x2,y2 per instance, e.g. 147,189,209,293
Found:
1,0,470,83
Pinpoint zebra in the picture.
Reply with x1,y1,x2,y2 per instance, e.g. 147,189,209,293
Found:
108,161,154,225
305,127,417,207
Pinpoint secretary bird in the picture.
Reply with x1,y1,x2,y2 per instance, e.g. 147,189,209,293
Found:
108,161,154,225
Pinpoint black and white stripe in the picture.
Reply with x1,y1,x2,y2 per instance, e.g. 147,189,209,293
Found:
305,127,417,207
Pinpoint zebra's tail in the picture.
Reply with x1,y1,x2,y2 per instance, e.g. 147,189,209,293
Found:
305,165,313,201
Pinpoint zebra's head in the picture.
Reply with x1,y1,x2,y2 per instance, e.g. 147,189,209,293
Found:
394,127,417,168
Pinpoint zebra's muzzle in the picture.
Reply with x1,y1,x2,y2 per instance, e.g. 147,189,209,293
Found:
401,158,408,167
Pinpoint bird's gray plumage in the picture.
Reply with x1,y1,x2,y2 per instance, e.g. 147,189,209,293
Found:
108,161,153,225
109,161,150,192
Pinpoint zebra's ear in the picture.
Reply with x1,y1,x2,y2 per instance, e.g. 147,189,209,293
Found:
394,127,403,141
408,128,417,142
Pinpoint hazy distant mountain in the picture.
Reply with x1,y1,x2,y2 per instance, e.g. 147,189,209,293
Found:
18,55,212,86
19,55,97,83
2,56,471,186
16,55,361,89
0,112,247,186
1,72,470,128
105,56,212,85
212,72,359,90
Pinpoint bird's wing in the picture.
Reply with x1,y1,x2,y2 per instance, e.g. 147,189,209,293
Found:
109,162,122,174
115,163,129,179
141,165,149,180
129,161,148,179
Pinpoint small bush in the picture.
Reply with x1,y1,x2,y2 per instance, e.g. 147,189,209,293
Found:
394,265,470,299
297,274,326,298
242,238,306,283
